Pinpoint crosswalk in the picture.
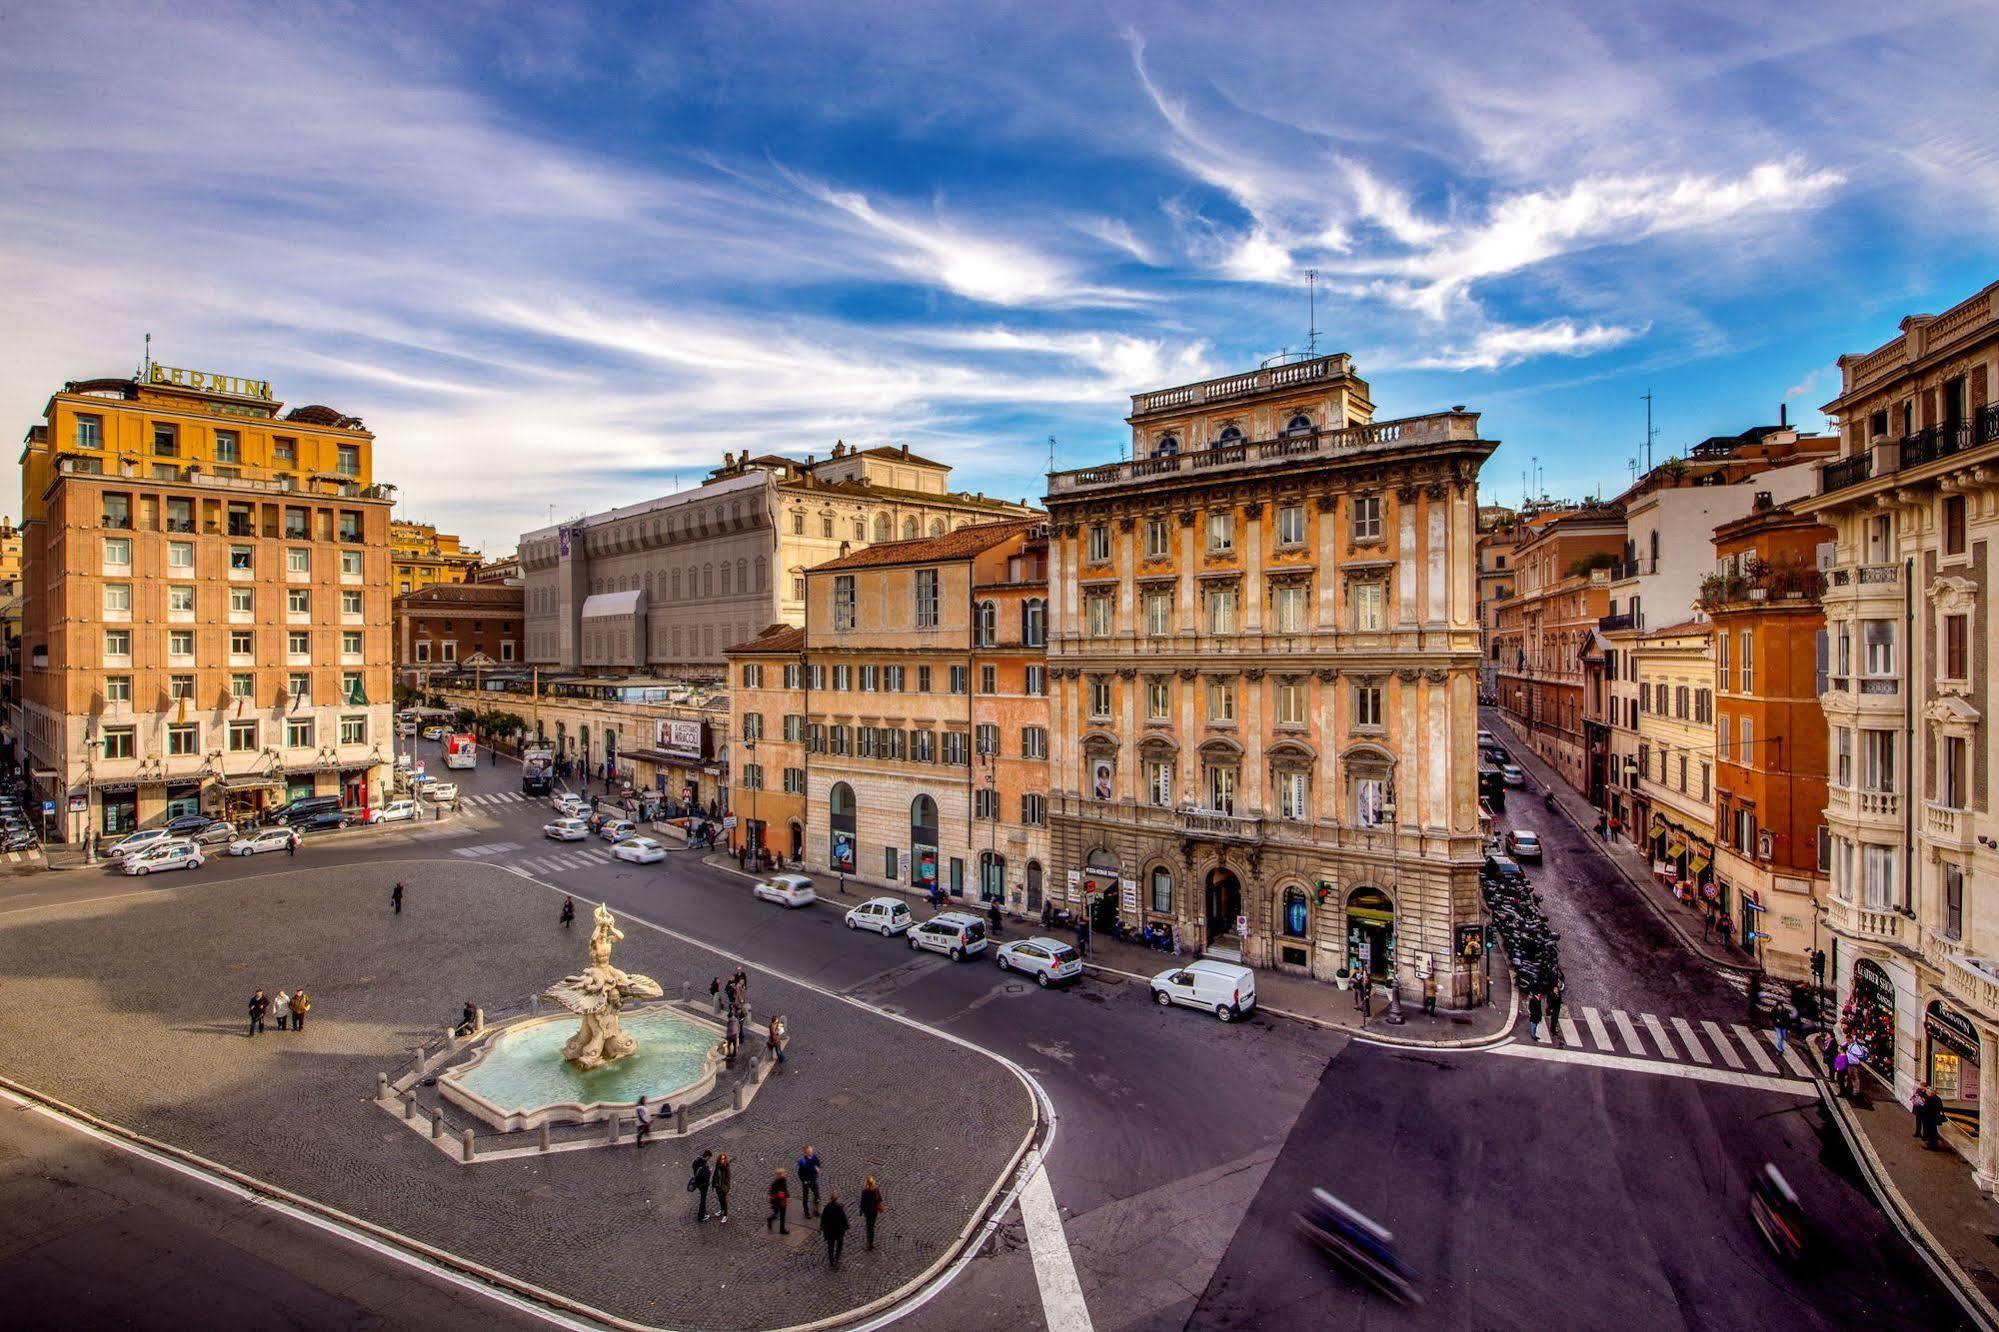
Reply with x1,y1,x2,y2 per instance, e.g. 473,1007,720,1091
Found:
452,841,522,859
459,791,529,807
1499,1002,1816,1094
512,845,623,876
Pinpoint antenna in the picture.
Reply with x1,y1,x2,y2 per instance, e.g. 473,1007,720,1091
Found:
141,332,152,380
1641,390,1658,473
1306,269,1319,356
1047,435,1057,474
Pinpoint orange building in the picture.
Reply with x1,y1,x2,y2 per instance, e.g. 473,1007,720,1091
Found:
1705,501,1834,983
724,624,807,860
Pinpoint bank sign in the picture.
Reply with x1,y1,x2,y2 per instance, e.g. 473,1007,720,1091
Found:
149,363,273,400
657,719,704,759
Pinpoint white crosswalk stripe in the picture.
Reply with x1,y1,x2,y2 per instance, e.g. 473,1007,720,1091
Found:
1528,1004,1808,1086
1702,1020,1745,1069
466,792,527,806
452,841,522,859
1671,1017,1712,1064
1558,1016,1581,1046
1582,1006,1613,1050
1610,1009,1645,1055
1732,1023,1779,1074
1768,1032,1812,1079
1640,1013,1677,1059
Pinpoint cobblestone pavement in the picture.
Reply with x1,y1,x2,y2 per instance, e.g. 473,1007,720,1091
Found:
0,860,1037,1330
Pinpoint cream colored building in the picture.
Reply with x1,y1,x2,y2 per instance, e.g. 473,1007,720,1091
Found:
1631,621,1716,893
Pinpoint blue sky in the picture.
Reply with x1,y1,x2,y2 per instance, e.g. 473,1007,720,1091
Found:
2,1,1995,554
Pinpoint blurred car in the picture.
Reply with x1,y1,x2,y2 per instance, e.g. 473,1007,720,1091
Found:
365,799,419,824
229,827,300,856
423,782,459,803
612,837,666,864
1500,764,1526,787
298,810,353,834
1,829,40,852
420,724,447,740
123,841,203,875
551,793,589,817
165,813,218,837
544,817,590,841
1482,853,1528,885
1505,829,1543,861
995,936,1083,987
844,896,913,936
752,873,817,908
598,818,637,842
105,828,176,860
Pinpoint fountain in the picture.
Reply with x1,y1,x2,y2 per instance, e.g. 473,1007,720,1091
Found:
436,904,723,1131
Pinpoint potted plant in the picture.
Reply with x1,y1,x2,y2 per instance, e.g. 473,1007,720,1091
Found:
1335,966,1351,991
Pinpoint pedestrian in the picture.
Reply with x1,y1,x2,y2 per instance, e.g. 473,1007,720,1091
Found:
634,1095,653,1149
272,988,292,1031
723,1012,739,1063
767,1168,790,1233
1833,1047,1851,1096
1528,991,1544,1041
820,1191,849,1267
290,989,310,1031
769,1015,787,1066
457,1000,478,1038
561,896,575,929
1356,975,1372,1019
1773,1004,1792,1055
713,1151,732,1223
1421,972,1437,1017
733,966,749,998
1701,908,1714,941
1717,914,1734,950
1075,919,1090,958
1547,982,1565,1043
1918,1087,1946,1148
247,988,268,1038
1747,972,1763,1018
1910,1082,1931,1136
689,1149,713,1221
391,881,404,914
710,977,723,1013
286,833,296,857
796,1145,822,1217
860,1176,884,1250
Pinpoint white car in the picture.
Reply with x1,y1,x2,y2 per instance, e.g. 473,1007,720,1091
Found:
598,819,637,842
123,841,203,875
551,793,588,817
612,837,666,864
421,725,447,740
1150,959,1257,1023
105,827,176,860
995,936,1083,987
228,827,300,856
190,820,238,846
544,817,590,842
366,800,418,824
1505,829,1543,861
423,782,459,803
753,873,817,908
908,911,989,961
844,896,913,936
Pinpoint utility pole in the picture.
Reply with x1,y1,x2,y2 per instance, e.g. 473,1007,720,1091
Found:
1642,391,1658,474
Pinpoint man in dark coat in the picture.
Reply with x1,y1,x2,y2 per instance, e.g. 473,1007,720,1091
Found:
247,989,268,1037
690,1149,713,1221
820,1192,850,1267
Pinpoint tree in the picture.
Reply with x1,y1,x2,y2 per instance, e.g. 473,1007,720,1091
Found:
451,706,478,732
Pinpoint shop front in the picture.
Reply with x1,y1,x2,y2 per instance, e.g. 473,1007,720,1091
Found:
1927,1001,1983,1140
1346,886,1396,981
1844,957,1898,1075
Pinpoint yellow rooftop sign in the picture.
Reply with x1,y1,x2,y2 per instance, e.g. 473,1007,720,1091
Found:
148,363,272,400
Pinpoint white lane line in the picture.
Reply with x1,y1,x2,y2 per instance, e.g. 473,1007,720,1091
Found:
1733,1024,1779,1074
1610,1009,1646,1056
1770,1034,1812,1079
1671,1017,1712,1064
1582,1006,1613,1051
1558,1016,1581,1046
1702,1020,1745,1069
1018,1166,1093,1332
1640,1013,1678,1060
1491,1042,1815,1098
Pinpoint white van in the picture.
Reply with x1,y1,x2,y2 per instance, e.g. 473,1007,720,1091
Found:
1150,959,1257,1023
123,841,204,875
908,911,989,960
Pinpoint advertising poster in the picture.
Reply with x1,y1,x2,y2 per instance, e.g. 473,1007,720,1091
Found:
832,830,856,872
1091,759,1114,801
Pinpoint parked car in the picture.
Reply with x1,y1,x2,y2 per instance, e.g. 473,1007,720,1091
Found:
1482,853,1528,885
1482,746,1512,765
422,782,460,803
420,724,446,740
298,810,354,834
844,896,913,936
908,911,989,961
612,837,666,864
1500,764,1526,787
598,818,637,842
191,820,238,846
1150,959,1256,1022
229,827,300,856
544,817,590,842
551,793,589,817
995,936,1083,987
165,813,217,837
270,794,343,826
752,873,818,908
365,800,419,824
1476,729,1497,748
2,829,40,852
123,841,203,875
1506,829,1543,861
105,828,176,860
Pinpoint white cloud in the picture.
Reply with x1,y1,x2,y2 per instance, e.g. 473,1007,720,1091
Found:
1784,367,1828,400
1407,319,1647,371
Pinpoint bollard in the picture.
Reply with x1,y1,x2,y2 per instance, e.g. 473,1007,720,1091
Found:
675,1105,687,1135
377,1072,389,1101
680,980,690,1002
732,1082,745,1111
539,1123,552,1153
461,1128,476,1162
607,1115,620,1143
403,1094,417,1120
430,1108,444,1140
475,1007,485,1034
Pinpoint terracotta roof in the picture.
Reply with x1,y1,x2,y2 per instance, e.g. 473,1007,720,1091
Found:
393,583,523,610
781,477,1036,512
808,519,1039,572
1644,617,1712,637
726,624,805,655
853,445,948,469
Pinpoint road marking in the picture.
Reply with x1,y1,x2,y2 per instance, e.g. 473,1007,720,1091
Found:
1671,1016,1711,1064
1732,1023,1779,1074
1640,1013,1677,1060
1491,1041,1814,1097
1582,1006,1613,1050
1558,1016,1580,1046
1769,1033,1812,1079
1018,1165,1093,1332
1702,1020,1745,1069
1610,1008,1645,1055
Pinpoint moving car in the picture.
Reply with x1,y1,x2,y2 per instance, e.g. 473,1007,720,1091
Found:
995,936,1083,987
1505,829,1543,861
2,829,40,852
270,794,342,826
422,782,460,803
1150,958,1257,1022
298,810,353,834
752,873,818,908
365,799,419,824
1476,729,1497,748
908,911,988,961
612,836,666,864
165,813,217,837
105,827,177,860
1482,853,1528,885
191,820,238,846
551,792,588,817
597,818,637,842
844,897,913,936
544,817,590,842
1500,764,1526,787
123,841,203,875
420,724,447,740
229,827,300,856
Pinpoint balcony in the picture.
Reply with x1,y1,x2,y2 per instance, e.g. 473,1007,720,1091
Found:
1820,454,1873,494
1598,612,1635,632
1827,897,1907,946
101,514,133,530
1857,790,1900,818
1923,802,1974,850
1925,950,1999,1024
1131,354,1353,415
1820,406,1999,496
1174,808,1263,841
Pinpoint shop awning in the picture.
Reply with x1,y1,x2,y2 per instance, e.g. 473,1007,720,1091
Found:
1648,814,1667,838
217,774,283,791
1665,836,1687,859
1688,853,1712,876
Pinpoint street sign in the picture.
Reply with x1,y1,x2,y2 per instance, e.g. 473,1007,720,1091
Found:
1234,913,1248,939
1119,877,1138,911
415,761,425,774
1456,924,1485,959
722,815,738,830
41,801,54,814
67,793,87,813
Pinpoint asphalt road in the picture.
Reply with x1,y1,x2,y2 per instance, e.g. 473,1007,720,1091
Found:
0,733,1964,1331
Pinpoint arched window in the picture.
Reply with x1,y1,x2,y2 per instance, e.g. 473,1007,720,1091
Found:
829,782,856,817
669,570,681,598
1285,413,1313,436
874,514,892,541
902,516,919,540
754,556,768,591
1156,435,1179,457
975,600,997,647
736,558,748,591
702,564,713,597
929,517,946,536
1025,860,1044,911
1023,597,1046,647
719,563,732,596
1282,886,1310,937
1149,866,1173,914
1217,425,1243,449
644,571,653,595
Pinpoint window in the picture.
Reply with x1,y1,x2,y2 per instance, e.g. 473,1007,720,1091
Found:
885,665,906,692
1944,494,1968,556
1276,677,1307,725
1674,685,1689,719
1025,664,1045,695
1022,726,1048,759
1945,614,1969,681
1861,729,1896,791
1352,582,1385,632
974,600,997,647
1206,511,1234,552
741,713,765,740
104,674,132,702
279,585,312,616
832,664,851,691
75,413,103,447
229,546,253,572
287,672,311,701
101,493,131,528
1206,764,1237,814
1354,683,1383,729
1277,771,1309,821
1089,676,1113,718
103,536,131,567
1146,677,1172,721
980,664,997,693
1276,504,1306,546
103,629,131,659
231,630,254,657
1144,589,1173,636
1086,592,1113,637
152,423,178,457
1145,517,1169,557
1087,523,1111,562
1150,867,1173,914
941,731,970,765
1738,630,1754,692
168,629,193,658
1943,864,1965,941
340,715,366,746
213,429,240,463
949,664,969,694
1022,598,1046,647
1719,719,1731,761
287,630,311,656
1205,586,1237,635
230,673,254,699
742,663,764,689
229,587,253,614
833,575,856,631
791,511,805,535
227,720,258,752
1206,678,1236,723
914,568,939,627
341,550,363,577
103,582,131,613
1353,495,1382,541
783,767,806,795
286,547,310,575
1862,845,1894,909
1834,727,1853,786
1941,734,1969,809
1021,794,1047,826
286,718,314,749
167,724,198,756
1272,584,1308,633
336,444,360,476
1146,759,1173,806
1863,620,1895,675
1718,627,1732,691
168,674,193,700
101,727,135,759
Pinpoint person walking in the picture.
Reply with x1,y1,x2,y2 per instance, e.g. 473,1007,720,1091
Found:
560,896,575,929
272,988,292,1031
713,1152,732,1223
1701,909,1714,942
710,977,724,1013
633,1095,653,1149
1917,1087,1946,1148
769,1015,786,1067
689,1149,713,1221
1075,918,1090,958
723,1011,740,1064
1527,991,1544,1042
1421,972,1437,1017
1746,972,1763,1019
286,833,296,858
796,1145,821,1218
767,1168,790,1234
1772,1004,1793,1055
859,1177,883,1251
820,1192,850,1268
247,988,268,1038
391,881,404,914
289,989,311,1032
1546,981,1565,1044
1716,914,1734,951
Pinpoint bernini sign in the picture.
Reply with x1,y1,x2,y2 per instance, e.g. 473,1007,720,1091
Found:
149,363,273,400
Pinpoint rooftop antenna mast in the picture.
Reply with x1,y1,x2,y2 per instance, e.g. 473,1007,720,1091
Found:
1047,435,1057,474
140,332,151,380
1306,269,1319,357
1642,390,1658,473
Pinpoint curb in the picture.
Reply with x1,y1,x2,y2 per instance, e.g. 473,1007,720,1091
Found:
1812,1058,1999,1331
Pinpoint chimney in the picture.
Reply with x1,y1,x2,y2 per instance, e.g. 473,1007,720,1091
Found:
900,443,910,458
1779,402,1788,429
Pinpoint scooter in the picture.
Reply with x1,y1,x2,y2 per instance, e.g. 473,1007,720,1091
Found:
1749,1164,1807,1262
1295,1188,1423,1305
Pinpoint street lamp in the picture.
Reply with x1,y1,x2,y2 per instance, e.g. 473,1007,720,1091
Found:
79,734,102,863
980,751,999,910
1382,779,1406,1025
743,736,758,859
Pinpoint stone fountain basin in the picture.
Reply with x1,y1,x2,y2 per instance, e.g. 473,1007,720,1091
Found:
438,1005,722,1132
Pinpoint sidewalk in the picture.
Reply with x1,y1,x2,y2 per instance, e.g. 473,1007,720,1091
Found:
702,854,1517,1048
1486,712,1752,975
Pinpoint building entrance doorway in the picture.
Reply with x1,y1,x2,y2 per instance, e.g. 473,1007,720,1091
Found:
1346,886,1396,979
1205,867,1242,943
789,820,804,861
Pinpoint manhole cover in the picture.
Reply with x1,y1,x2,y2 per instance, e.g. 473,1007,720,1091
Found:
1004,983,1026,995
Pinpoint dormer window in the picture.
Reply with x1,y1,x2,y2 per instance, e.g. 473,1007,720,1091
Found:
1285,413,1313,436
1156,435,1180,457
1216,425,1243,449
